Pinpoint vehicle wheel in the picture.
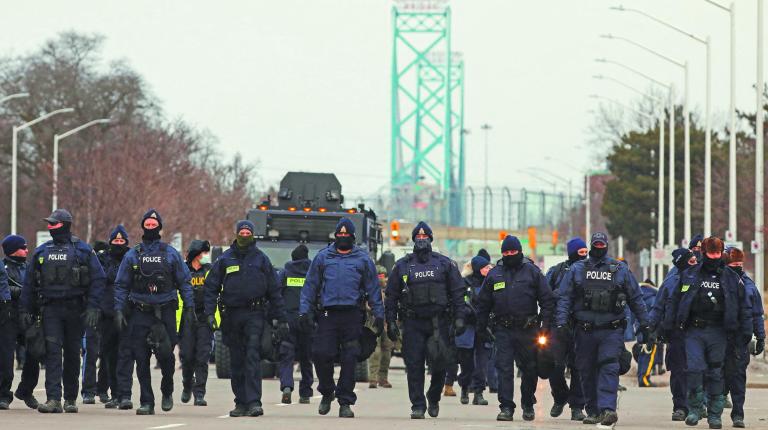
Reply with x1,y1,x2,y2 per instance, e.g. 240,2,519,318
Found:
214,330,231,379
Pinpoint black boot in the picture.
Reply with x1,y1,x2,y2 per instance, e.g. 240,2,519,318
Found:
247,403,264,417
460,387,469,405
410,408,425,419
281,387,292,404
601,410,618,426
732,416,745,428
63,400,78,413
339,404,354,418
522,406,535,421
497,407,514,421
136,404,155,415
427,401,439,418
180,389,191,404
319,395,333,415
472,392,488,406
0,400,9,410
229,403,247,417
118,399,133,410
550,402,565,417
38,399,63,413
672,409,687,421
14,392,39,409
82,394,95,405
105,399,119,409
193,395,207,406
299,396,310,404
161,395,173,412
571,408,586,421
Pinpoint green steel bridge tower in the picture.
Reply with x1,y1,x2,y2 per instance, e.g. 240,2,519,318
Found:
391,1,465,225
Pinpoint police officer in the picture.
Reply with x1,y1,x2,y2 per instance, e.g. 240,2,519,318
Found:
635,279,659,387
460,255,494,406
96,225,130,409
204,220,288,418
277,244,314,404
300,218,384,419
476,235,554,422
20,209,106,413
384,222,463,419
368,265,394,389
544,237,586,421
3,235,40,410
180,239,212,406
0,241,14,409
722,247,764,428
649,247,697,421
556,232,650,426
114,209,194,415
672,237,751,428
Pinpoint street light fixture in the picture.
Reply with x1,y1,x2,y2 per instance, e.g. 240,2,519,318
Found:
11,108,75,234
52,118,111,211
610,5,713,237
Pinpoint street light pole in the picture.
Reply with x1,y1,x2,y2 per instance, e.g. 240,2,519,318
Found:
52,118,111,211
756,0,764,298
610,5,711,236
481,123,492,191
11,108,74,234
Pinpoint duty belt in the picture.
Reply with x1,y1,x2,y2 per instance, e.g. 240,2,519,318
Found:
495,315,539,330
220,297,266,312
41,295,85,306
575,318,626,332
687,317,723,329
131,300,177,313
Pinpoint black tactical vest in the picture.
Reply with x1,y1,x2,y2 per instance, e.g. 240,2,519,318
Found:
189,264,210,311
39,240,89,294
403,258,448,308
132,243,174,294
691,273,725,322
581,261,626,313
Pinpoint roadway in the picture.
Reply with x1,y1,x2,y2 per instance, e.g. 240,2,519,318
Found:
2,358,768,430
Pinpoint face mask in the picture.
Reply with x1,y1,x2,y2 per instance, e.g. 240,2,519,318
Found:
142,228,161,241
692,250,702,261
589,247,607,259
502,253,523,268
413,238,432,254
730,266,743,275
236,235,255,249
703,256,722,272
9,255,26,263
568,251,586,263
49,222,72,243
200,253,211,265
109,244,129,259
335,235,354,251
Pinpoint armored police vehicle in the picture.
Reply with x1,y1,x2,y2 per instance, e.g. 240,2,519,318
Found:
214,172,383,380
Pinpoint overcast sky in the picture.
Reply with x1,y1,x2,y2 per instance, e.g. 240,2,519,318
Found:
1,0,765,198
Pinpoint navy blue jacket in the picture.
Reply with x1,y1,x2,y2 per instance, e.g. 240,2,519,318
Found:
673,265,751,339
740,272,766,340
114,239,192,311
635,283,657,342
556,255,648,327
384,252,464,322
301,245,383,319
278,258,311,320
650,268,683,331
21,236,105,311
203,241,286,321
3,257,25,302
477,259,555,329
0,263,9,301
97,250,124,317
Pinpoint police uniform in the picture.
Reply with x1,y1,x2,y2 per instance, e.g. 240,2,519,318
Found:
300,218,383,418
0,260,14,408
457,263,493,405
95,227,129,408
476,236,554,421
203,220,287,417
21,209,106,413
113,209,193,413
556,233,649,425
671,237,752,427
277,252,314,403
544,253,585,419
180,240,212,405
385,222,465,418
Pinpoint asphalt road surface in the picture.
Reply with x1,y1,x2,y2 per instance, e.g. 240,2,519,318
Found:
2,361,768,430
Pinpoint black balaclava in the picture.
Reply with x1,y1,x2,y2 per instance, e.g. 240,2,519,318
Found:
50,221,72,244
588,232,609,260
730,266,744,275
411,221,433,263
501,236,523,268
334,218,356,251
108,224,130,259
141,209,163,242
701,237,724,273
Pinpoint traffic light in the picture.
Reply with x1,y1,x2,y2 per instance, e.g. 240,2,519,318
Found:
527,226,537,250
498,230,508,242
552,230,559,246
390,220,400,239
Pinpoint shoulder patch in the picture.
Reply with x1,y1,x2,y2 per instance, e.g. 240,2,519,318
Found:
493,281,506,291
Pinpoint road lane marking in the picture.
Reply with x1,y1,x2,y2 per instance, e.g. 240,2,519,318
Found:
217,415,230,418
147,424,186,429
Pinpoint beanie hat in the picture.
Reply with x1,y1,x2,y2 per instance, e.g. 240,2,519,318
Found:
236,220,255,234
187,239,211,263
291,244,309,261
470,256,490,273
566,237,587,256
335,218,356,237
1,235,26,256
501,235,522,253
109,224,129,245
725,247,745,265
477,248,491,261
672,248,694,270
702,237,724,254
689,234,704,250
411,221,434,242
141,208,162,229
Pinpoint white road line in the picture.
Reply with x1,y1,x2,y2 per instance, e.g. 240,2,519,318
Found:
216,415,230,418
147,424,186,430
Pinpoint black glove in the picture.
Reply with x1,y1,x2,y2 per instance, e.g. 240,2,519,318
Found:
207,314,218,331
183,307,196,326
754,338,765,356
454,318,466,336
298,313,315,333
114,310,128,332
386,321,401,342
84,308,101,329
9,285,21,301
277,321,290,340
476,324,490,343
19,312,33,330
374,317,385,337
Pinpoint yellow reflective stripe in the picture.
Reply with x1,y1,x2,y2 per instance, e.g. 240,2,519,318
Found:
402,275,408,284
681,284,690,292
286,277,305,287
38,257,44,264
226,265,239,274
493,282,506,291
